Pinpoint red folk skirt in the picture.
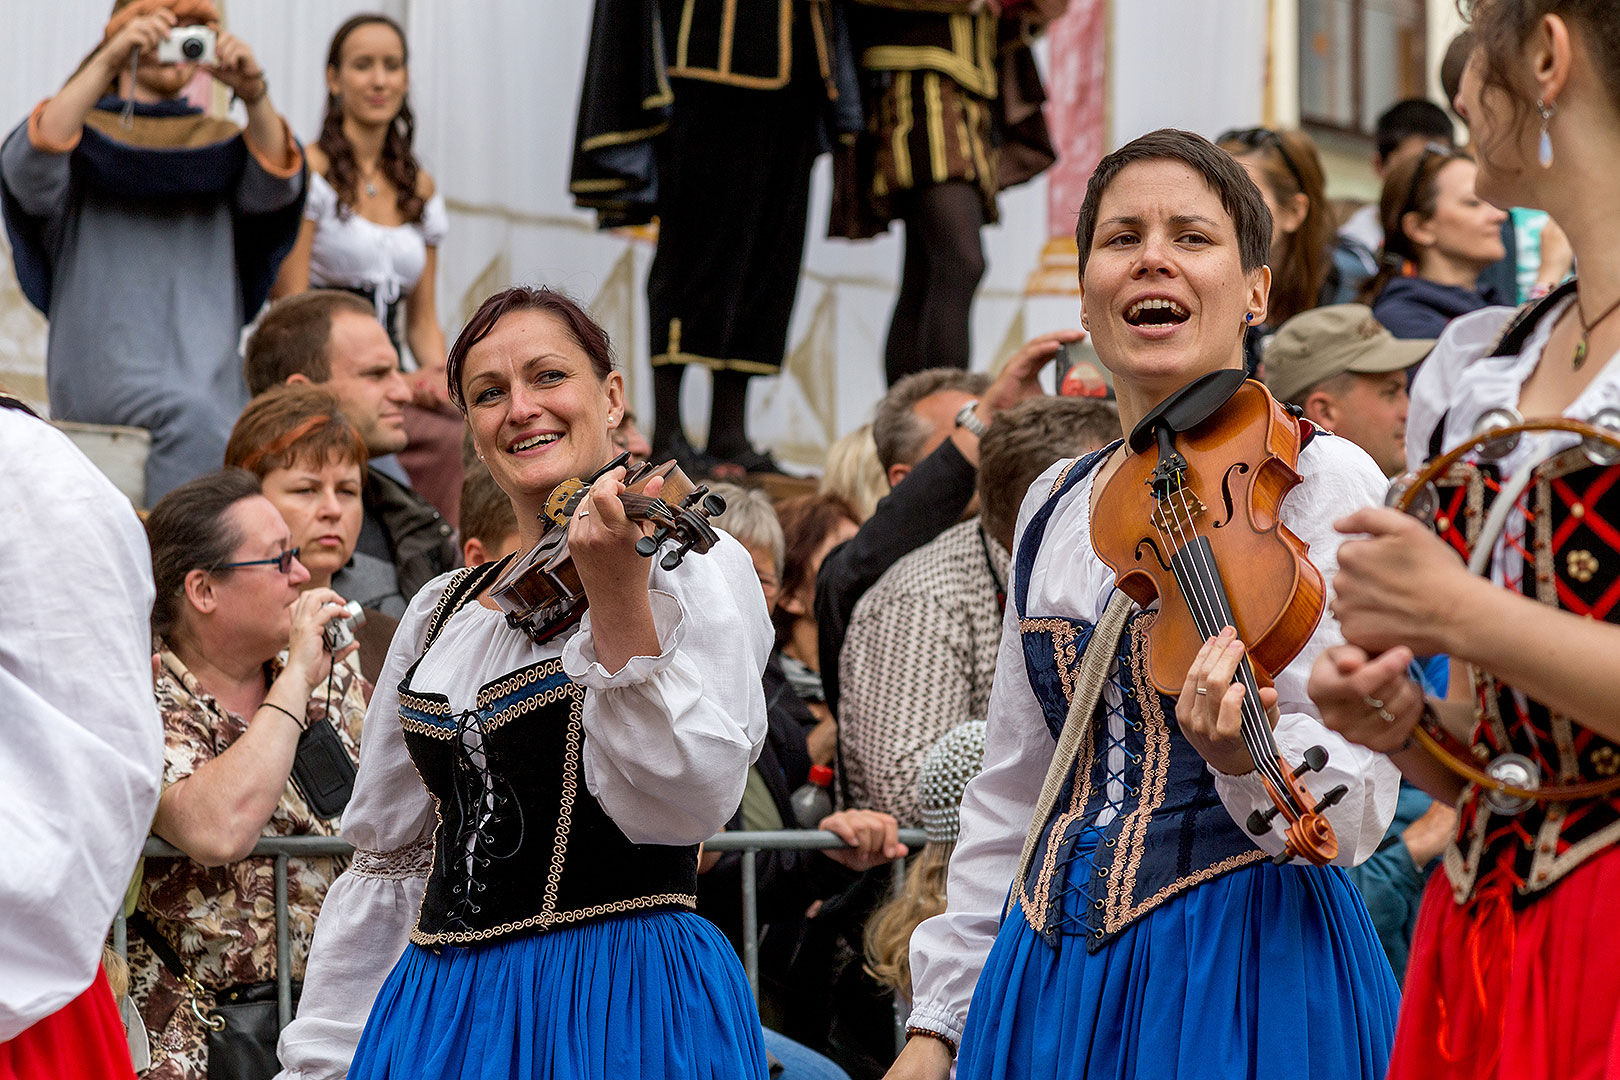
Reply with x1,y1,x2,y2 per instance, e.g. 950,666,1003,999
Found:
0,969,133,1080
1389,843,1620,1080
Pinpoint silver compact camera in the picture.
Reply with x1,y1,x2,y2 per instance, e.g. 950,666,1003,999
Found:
156,26,217,65
322,600,367,652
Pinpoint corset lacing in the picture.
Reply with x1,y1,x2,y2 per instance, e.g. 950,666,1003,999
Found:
1049,660,1142,941
439,706,525,933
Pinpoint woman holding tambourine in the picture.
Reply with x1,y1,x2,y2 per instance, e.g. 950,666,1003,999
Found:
1308,3,1620,1077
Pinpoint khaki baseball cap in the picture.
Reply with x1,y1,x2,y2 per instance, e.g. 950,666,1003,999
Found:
1263,304,1433,404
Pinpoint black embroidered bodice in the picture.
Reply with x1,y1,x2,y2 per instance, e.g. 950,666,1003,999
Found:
1012,448,1270,952
398,561,697,947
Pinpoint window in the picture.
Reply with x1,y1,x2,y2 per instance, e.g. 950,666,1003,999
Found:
1299,0,1428,135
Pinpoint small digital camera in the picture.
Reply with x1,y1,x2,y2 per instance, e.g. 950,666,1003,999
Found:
322,600,367,652
156,26,216,65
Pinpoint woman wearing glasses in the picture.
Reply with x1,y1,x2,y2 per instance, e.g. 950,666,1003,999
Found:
1362,144,1508,339
129,468,363,1080
226,383,398,682
1311,0,1620,1075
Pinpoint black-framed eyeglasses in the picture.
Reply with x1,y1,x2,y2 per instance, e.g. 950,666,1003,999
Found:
1217,127,1308,195
1396,141,1461,223
213,547,301,574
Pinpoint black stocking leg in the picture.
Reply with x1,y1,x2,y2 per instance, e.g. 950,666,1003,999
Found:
883,181,987,384
651,363,686,456
706,370,753,460
884,219,933,386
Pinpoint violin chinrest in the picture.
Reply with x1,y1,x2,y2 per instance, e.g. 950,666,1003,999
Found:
1127,369,1247,452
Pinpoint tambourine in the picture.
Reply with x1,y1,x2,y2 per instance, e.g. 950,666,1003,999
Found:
1387,408,1620,813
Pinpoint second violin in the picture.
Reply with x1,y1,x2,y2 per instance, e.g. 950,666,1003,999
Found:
1092,369,1347,865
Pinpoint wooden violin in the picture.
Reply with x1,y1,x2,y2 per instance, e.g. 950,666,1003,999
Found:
487,452,727,644
1091,369,1347,865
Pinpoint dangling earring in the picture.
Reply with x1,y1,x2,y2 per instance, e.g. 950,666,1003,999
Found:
1537,98,1556,169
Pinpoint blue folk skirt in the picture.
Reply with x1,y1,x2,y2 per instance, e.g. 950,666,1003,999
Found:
957,860,1401,1080
348,911,768,1080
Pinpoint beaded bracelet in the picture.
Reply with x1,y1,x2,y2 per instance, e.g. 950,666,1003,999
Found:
904,1027,958,1058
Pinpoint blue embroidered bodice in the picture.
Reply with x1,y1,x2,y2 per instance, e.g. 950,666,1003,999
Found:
1012,448,1266,952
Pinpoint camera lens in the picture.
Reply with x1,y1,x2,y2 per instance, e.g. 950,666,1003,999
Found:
181,36,204,59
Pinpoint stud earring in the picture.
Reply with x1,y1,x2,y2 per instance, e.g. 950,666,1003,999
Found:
1537,98,1556,169
1244,312,1254,325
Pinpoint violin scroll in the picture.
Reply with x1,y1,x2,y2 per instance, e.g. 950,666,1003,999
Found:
489,455,731,645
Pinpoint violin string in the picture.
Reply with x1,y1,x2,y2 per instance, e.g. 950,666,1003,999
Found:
1154,475,1293,802
1162,482,1288,792
1161,479,1297,805
1146,493,1282,795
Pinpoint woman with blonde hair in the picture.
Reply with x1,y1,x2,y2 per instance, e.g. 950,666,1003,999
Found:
820,424,886,524
866,721,986,1001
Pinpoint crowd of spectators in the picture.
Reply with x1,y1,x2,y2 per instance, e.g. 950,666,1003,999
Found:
2,5,1590,1080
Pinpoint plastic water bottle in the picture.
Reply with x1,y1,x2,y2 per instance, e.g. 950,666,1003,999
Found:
790,765,835,828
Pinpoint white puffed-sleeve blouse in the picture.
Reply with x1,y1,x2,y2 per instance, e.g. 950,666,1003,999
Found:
905,434,1402,1046
274,534,771,1080
304,171,448,322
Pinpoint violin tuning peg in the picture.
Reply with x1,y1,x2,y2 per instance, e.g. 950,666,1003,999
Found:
636,529,667,559
1301,745,1329,774
1246,807,1278,836
679,484,709,510
660,541,695,571
702,493,726,517
1312,785,1349,815
1272,850,1294,866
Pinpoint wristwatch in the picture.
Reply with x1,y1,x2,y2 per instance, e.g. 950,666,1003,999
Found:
955,400,989,438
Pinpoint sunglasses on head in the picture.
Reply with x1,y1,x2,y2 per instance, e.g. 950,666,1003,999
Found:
213,547,301,575
1396,141,1461,222
1218,127,1308,195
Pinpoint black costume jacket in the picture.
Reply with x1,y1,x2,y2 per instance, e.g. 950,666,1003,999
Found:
570,0,862,228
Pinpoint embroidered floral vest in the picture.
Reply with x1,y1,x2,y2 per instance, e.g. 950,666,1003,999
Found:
1012,448,1266,952
1429,446,1620,906
397,561,697,947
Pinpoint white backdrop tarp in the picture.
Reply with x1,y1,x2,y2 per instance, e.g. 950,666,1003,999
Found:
0,0,1267,466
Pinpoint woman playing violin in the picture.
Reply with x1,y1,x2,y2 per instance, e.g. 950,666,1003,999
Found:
886,129,1401,1080
1311,3,1620,1077
276,286,774,1080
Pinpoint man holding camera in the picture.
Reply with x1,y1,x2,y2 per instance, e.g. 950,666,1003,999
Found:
1,0,305,504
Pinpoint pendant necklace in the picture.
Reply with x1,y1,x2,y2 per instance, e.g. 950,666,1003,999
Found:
1573,290,1620,370
360,162,380,199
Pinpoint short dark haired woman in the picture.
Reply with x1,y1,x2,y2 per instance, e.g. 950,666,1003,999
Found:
892,129,1401,1080
1311,2,1620,1076
132,468,362,1079
276,287,775,1080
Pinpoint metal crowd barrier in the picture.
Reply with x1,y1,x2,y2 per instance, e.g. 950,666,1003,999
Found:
120,828,929,1051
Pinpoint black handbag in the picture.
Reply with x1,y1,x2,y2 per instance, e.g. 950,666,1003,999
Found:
128,912,301,1080
288,711,356,820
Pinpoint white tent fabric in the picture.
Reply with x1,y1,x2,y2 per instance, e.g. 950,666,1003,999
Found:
0,0,1266,466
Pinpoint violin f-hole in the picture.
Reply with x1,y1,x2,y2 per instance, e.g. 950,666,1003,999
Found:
1211,462,1250,529
1134,536,1172,572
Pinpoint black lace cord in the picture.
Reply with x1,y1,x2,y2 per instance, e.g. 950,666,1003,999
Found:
441,705,525,930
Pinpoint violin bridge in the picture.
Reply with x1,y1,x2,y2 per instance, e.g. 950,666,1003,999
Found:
1150,490,1206,533
543,478,586,526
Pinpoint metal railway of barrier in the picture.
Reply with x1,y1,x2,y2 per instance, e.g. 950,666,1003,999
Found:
119,828,929,1053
